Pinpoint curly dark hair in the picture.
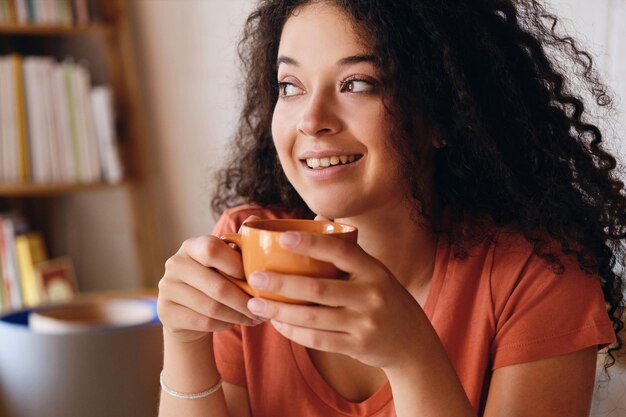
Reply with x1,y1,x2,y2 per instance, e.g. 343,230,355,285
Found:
212,0,626,365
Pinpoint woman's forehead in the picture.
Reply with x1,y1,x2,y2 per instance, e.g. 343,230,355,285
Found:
278,3,372,59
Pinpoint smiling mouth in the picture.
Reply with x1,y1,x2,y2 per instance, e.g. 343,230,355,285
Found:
304,154,363,169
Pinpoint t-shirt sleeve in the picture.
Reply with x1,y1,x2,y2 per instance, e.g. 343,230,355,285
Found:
490,239,615,369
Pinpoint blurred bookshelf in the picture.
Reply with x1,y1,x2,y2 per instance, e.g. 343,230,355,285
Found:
0,23,112,35
0,0,160,312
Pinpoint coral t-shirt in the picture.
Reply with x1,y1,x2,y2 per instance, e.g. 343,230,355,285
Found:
212,204,615,416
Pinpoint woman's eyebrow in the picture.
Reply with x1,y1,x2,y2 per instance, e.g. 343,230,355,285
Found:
336,54,378,66
276,54,378,67
276,55,298,67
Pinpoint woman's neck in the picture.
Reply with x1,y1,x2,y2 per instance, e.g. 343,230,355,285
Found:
336,203,438,293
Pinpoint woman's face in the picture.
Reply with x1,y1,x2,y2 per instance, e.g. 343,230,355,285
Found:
271,2,411,219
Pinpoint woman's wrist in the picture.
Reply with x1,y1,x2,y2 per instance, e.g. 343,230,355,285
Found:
162,330,221,394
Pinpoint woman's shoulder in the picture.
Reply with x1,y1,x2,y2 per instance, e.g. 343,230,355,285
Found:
452,220,592,295
212,204,298,236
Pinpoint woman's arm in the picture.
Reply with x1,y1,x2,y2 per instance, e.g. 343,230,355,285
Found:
157,229,260,417
385,328,597,417
483,346,597,417
159,332,253,417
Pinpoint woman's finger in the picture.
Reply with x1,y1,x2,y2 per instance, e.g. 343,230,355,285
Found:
314,214,333,221
179,235,245,279
247,297,354,332
166,254,257,320
163,278,259,325
278,231,377,278
269,321,353,355
159,300,235,333
248,271,358,307
240,215,261,231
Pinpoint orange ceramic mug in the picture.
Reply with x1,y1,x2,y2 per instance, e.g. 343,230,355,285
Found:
220,219,358,304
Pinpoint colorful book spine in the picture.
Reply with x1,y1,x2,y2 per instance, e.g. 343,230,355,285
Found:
12,54,31,182
0,214,23,310
15,232,47,307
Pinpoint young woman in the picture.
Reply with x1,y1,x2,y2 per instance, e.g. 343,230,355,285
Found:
157,1,625,416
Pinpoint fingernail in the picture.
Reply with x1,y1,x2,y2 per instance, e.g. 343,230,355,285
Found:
249,272,268,289
280,231,300,247
271,319,282,330
247,298,266,314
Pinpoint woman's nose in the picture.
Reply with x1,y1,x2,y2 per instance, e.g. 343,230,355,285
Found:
296,90,342,137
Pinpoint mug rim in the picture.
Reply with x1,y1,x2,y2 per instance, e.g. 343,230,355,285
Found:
241,218,357,234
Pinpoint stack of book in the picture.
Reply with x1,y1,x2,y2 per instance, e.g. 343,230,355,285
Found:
0,0,93,26
0,54,123,184
0,212,76,311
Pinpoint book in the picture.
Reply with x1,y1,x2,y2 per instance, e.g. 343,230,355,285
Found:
39,57,64,182
12,54,31,182
73,0,89,26
51,62,75,182
57,0,72,26
15,232,48,307
91,86,123,183
36,257,76,302
0,57,12,181
62,60,83,181
23,57,52,183
15,0,28,24
0,0,6,23
0,54,27,183
0,213,27,310
72,62,101,182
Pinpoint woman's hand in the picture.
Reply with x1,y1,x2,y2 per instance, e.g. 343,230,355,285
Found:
244,228,428,371
157,216,262,344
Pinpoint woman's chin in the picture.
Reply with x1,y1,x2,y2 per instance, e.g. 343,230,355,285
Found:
304,201,359,222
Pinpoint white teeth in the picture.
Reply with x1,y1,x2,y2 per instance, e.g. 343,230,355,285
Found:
305,155,361,169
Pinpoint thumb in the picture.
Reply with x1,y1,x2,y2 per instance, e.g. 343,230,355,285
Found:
314,214,333,222
238,215,261,233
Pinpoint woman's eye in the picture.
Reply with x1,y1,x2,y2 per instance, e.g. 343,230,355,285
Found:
340,79,376,94
278,82,304,98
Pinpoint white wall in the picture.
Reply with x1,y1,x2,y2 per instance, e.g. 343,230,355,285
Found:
128,0,257,261
548,0,626,161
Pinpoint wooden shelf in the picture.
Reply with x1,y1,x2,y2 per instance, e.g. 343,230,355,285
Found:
0,23,113,36
0,0,161,298
0,181,128,197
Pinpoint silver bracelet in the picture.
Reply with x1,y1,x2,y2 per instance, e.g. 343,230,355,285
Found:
160,371,223,400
